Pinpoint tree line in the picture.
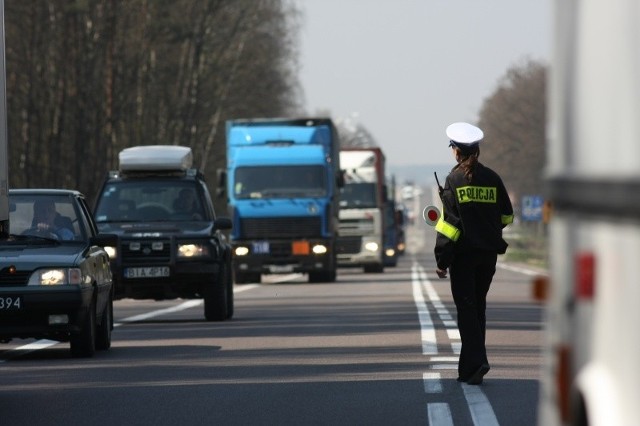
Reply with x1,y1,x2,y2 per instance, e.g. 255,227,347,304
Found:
5,0,302,211
477,58,547,211
4,1,547,213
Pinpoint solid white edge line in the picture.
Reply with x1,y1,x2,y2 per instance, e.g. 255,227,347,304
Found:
496,262,544,277
461,383,500,426
428,402,454,426
412,263,437,355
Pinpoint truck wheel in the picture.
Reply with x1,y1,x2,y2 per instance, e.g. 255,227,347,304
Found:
205,269,228,321
70,300,96,358
308,269,336,283
364,263,384,273
95,296,113,351
234,270,249,284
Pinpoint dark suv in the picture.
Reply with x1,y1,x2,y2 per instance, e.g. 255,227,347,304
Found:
93,146,233,321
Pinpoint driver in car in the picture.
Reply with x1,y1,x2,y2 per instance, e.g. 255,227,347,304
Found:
32,199,75,240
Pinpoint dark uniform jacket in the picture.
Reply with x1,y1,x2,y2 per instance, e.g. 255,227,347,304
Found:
434,162,514,270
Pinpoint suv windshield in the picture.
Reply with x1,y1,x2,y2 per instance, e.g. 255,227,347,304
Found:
94,181,204,222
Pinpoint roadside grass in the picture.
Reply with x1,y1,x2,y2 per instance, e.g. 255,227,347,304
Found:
503,223,548,269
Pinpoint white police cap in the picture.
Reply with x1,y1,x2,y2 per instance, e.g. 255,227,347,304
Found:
446,122,484,146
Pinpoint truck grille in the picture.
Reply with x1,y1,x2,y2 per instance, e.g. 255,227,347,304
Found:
339,218,375,236
337,236,362,254
241,217,321,239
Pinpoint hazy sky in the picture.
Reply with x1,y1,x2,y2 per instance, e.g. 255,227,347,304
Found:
294,0,551,167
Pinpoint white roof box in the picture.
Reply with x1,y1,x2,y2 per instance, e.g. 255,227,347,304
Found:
119,145,193,172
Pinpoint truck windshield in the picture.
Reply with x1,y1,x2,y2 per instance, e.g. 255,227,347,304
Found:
94,181,205,222
234,165,327,199
339,183,378,208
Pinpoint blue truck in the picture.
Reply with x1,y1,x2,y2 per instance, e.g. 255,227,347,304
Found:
223,118,343,283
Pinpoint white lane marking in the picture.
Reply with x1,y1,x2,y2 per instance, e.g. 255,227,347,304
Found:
2,283,262,358
496,262,544,277
431,356,458,363
461,383,500,426
447,329,460,340
234,284,260,293
423,372,443,393
428,403,454,426
429,364,457,371
414,260,500,426
412,263,437,355
115,299,203,326
0,339,59,362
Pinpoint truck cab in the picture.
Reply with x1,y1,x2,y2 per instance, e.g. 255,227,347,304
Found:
93,145,233,321
337,148,386,273
224,118,342,283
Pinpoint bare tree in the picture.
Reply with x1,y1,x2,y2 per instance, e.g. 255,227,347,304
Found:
477,59,547,204
4,0,303,210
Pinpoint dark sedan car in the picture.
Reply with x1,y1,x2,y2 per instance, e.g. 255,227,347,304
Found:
0,189,117,357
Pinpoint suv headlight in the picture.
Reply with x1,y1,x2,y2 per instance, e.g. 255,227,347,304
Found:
178,244,210,258
28,268,82,286
104,246,117,259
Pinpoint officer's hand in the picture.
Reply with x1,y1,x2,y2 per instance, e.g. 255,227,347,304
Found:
436,268,448,279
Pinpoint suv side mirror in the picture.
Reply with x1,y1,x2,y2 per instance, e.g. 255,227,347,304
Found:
214,217,232,231
91,233,119,248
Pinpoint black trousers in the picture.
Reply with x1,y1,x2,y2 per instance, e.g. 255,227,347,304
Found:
449,251,497,379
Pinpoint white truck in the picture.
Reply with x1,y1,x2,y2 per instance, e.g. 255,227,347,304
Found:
337,148,386,273
538,1,640,425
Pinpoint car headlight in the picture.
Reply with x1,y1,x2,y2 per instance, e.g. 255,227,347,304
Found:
28,268,82,286
104,246,117,259
178,244,210,258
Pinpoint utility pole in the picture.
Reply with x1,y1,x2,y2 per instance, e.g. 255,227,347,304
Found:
0,0,9,238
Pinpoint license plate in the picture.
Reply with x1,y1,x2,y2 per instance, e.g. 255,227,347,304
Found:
124,266,170,279
268,265,294,273
0,295,22,310
253,241,270,254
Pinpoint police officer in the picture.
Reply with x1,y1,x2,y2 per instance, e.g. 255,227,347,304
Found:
434,122,514,385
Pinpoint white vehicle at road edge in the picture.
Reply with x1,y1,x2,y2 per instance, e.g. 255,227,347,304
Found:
538,1,640,425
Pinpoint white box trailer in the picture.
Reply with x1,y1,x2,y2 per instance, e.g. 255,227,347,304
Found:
539,1,640,425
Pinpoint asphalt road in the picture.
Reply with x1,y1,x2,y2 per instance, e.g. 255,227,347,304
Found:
0,223,544,426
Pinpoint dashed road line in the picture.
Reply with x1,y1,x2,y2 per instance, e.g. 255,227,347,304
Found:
424,372,443,393
413,261,500,426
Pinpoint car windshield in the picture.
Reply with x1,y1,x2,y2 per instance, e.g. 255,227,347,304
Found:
9,194,84,242
339,183,378,208
233,165,327,199
94,181,205,222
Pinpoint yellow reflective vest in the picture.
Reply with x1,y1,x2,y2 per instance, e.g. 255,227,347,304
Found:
434,163,514,270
